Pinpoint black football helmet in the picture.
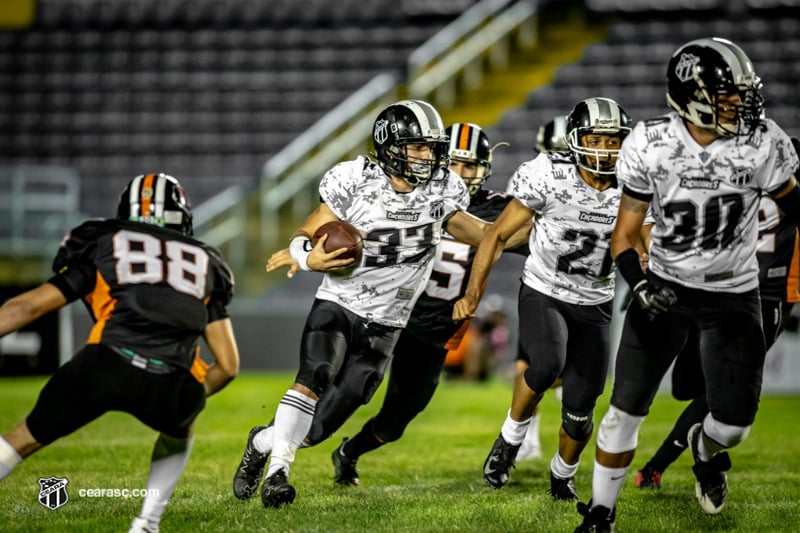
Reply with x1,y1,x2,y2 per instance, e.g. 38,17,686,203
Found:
373,99,449,187
666,37,764,137
536,115,569,152
446,122,493,195
117,173,193,236
566,97,632,175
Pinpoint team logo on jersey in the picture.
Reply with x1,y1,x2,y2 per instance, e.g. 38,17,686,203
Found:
429,200,445,220
674,53,700,82
645,129,663,143
679,177,720,190
579,212,616,225
38,476,69,510
386,210,420,222
374,119,389,144
730,168,753,187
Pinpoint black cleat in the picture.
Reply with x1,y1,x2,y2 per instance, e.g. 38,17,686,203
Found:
483,433,520,489
548,472,579,501
261,469,296,508
688,423,730,514
232,425,269,500
332,438,360,486
574,500,615,533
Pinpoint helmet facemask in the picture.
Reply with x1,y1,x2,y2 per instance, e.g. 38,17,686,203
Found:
389,139,450,187
568,130,626,175
373,100,450,188
566,97,632,177
667,37,765,138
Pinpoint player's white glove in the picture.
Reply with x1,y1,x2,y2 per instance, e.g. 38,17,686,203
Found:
632,280,677,320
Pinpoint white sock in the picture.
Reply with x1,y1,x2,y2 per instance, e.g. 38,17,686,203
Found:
550,451,579,479
527,413,540,446
139,434,192,526
252,426,274,455
590,460,627,511
0,437,22,481
267,390,317,478
500,410,531,446
517,414,542,461
554,385,563,403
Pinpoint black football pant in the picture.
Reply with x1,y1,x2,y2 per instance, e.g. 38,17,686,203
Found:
301,299,401,445
611,274,765,428
27,344,205,444
646,298,791,472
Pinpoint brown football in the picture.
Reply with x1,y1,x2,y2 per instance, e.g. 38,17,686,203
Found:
312,220,363,262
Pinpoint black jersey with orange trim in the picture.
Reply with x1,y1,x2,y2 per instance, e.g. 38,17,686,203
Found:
48,219,234,369
758,195,800,303
405,189,527,349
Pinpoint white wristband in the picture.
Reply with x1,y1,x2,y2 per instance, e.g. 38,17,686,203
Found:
289,236,313,271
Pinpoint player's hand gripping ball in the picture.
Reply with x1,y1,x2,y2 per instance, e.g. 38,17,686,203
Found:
312,220,363,262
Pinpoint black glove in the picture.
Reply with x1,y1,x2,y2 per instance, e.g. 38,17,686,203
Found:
632,280,677,320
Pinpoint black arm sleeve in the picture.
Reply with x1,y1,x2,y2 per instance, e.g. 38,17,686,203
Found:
615,248,647,289
622,185,654,203
47,261,97,302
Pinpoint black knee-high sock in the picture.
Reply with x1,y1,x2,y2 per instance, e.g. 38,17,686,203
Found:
342,418,385,459
647,398,708,472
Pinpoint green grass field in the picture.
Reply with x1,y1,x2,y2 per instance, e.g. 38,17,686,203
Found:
1,372,799,532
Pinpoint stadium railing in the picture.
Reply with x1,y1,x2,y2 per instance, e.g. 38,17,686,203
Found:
193,184,246,270
258,73,398,247
191,0,539,252
408,0,538,106
0,166,81,259
254,0,537,248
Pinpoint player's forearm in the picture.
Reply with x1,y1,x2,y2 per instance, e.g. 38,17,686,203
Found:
464,233,502,300
202,319,240,397
0,284,67,337
203,364,236,397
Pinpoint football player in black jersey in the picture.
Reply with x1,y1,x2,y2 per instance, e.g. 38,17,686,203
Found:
0,174,240,533
634,141,800,491
327,123,527,486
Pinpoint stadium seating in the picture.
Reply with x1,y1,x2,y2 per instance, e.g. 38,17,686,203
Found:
487,5,800,185
0,0,457,216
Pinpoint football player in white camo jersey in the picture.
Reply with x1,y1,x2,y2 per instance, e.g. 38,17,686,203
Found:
453,97,650,502
575,38,800,533
232,101,527,508
324,123,530,486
